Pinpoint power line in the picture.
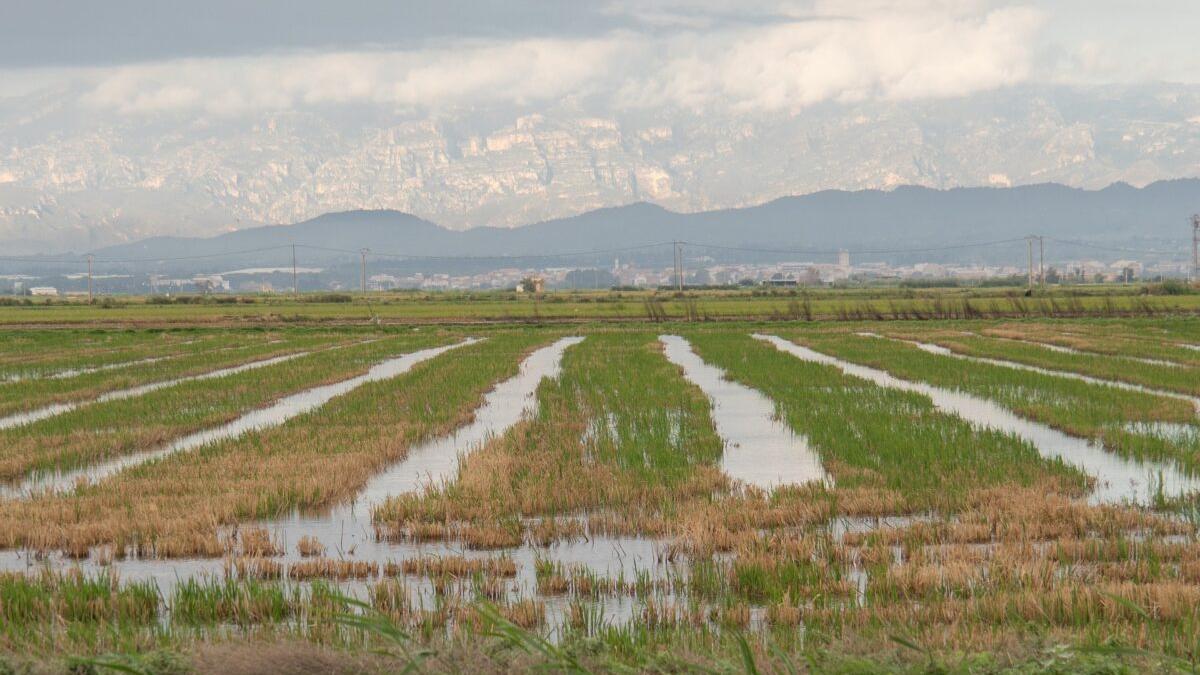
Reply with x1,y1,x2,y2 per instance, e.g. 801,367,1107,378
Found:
1043,237,1181,256
294,241,672,261
682,237,1030,256
0,235,1191,267
0,256,100,265
0,243,666,266
0,245,295,265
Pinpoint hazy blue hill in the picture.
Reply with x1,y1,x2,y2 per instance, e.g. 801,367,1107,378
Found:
90,179,1200,268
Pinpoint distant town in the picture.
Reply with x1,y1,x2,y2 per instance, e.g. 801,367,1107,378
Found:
1,251,1193,298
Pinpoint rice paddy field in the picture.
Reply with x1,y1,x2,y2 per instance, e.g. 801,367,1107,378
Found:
2,283,1199,325
3,295,1200,673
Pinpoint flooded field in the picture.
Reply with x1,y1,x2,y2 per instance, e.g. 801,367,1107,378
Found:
2,339,476,498
660,335,829,490
0,351,308,430
757,334,1200,504
2,319,1200,671
900,336,1200,414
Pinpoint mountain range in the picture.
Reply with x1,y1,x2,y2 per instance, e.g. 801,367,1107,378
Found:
61,179,1197,276
3,83,1200,254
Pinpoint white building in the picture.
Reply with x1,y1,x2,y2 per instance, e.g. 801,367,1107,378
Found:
193,275,230,292
29,287,58,296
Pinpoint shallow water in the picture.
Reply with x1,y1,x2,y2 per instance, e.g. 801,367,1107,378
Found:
988,334,1183,367
361,336,583,507
0,338,651,597
756,334,1200,505
903,338,1200,416
1027,340,1079,355
0,351,311,431
47,356,172,380
659,335,829,491
1,356,173,383
3,339,481,498
0,334,685,618
0,532,673,623
247,337,584,556
1124,421,1200,444
827,514,941,542
0,337,286,384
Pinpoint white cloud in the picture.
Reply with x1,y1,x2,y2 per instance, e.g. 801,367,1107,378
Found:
75,2,1044,116
618,5,1043,110
81,37,636,115
1036,0,1200,86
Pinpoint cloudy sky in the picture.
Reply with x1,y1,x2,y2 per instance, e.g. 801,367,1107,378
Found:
3,0,1196,113
2,0,1199,250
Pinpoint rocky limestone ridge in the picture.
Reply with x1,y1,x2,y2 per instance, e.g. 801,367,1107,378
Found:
2,84,1199,252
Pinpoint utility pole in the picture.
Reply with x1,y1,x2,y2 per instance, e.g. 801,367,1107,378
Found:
291,244,298,296
1192,214,1199,284
359,248,369,294
1038,236,1045,286
1026,236,1035,289
673,241,684,291
679,242,684,291
671,241,678,290
86,254,94,302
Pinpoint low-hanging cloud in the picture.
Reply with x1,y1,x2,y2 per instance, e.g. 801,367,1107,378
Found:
616,5,1042,110
79,2,1043,116
81,37,637,114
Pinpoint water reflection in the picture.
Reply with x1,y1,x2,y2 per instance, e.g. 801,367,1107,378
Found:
660,334,830,491
757,334,1200,505
903,338,1200,415
0,337,598,595
4,339,479,498
0,351,310,431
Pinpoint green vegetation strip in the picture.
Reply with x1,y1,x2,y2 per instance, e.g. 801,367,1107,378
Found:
0,332,454,483
1,562,1192,672
686,331,1088,510
558,333,725,485
976,323,1200,367
893,329,1200,396
0,331,549,554
0,285,1198,324
377,332,726,529
793,331,1200,474
0,330,232,379
0,329,183,364
0,329,345,416
1020,316,1200,345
